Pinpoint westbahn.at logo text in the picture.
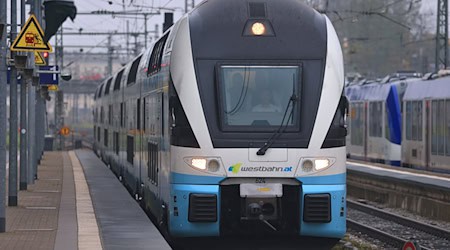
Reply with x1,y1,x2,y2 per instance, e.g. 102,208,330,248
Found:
228,163,293,173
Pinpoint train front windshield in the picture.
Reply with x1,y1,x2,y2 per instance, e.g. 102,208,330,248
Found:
218,65,301,131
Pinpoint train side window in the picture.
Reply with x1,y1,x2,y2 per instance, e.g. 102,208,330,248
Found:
439,100,446,156
446,100,450,156
377,102,382,137
98,84,104,98
104,78,112,95
350,103,363,146
127,56,142,85
114,132,119,155
137,99,141,130
114,69,124,90
417,101,423,141
143,98,146,133
127,135,134,164
405,101,412,141
100,107,104,124
97,127,100,142
104,129,108,147
350,104,356,145
369,102,382,138
148,33,169,75
109,104,113,126
120,102,125,128
385,103,390,140
431,100,438,155
369,103,372,137
412,102,418,141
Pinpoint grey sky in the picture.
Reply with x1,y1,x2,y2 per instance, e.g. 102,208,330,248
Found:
58,0,440,59
62,0,189,54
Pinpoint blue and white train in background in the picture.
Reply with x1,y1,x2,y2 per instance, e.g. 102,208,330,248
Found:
93,0,347,245
346,72,450,173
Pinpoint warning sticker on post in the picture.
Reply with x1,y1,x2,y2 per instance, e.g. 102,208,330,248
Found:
10,15,53,52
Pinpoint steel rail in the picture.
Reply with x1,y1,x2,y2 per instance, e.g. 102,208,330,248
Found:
348,200,450,240
346,218,420,249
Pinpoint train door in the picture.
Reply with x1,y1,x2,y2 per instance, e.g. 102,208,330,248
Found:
137,98,143,196
144,92,161,214
425,99,430,170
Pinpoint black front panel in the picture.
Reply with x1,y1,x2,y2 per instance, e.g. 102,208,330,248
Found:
169,81,200,148
322,94,348,148
303,194,331,223
188,194,218,222
189,0,328,148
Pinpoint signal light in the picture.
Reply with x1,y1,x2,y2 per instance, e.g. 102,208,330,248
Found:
43,52,49,64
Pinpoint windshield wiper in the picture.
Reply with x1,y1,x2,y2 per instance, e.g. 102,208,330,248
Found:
257,76,297,156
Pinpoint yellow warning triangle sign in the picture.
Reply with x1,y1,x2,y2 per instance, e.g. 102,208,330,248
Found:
34,51,46,66
10,15,52,52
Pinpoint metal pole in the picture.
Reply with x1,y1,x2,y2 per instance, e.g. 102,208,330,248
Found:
20,80,27,189
36,0,43,169
28,0,37,183
436,0,449,70
28,84,36,183
144,14,148,49
154,24,159,41
126,21,129,61
8,0,18,207
185,0,188,13
19,0,27,191
36,91,42,164
0,0,8,234
134,35,138,56
107,34,112,76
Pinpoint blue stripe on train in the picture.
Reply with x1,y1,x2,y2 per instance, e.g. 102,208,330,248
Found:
169,172,347,238
171,172,347,185
386,85,402,145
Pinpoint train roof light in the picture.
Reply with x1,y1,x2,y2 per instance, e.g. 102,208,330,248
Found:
251,22,265,36
243,20,275,37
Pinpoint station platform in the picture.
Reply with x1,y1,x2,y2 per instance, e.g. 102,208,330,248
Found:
0,150,171,250
347,160,450,222
347,160,450,190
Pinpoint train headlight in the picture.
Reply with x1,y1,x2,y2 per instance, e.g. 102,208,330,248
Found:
191,158,207,170
184,157,225,175
251,22,265,35
314,159,330,170
297,157,336,175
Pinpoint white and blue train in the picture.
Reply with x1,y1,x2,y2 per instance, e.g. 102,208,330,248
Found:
346,72,450,173
402,73,450,173
345,81,403,165
93,0,347,244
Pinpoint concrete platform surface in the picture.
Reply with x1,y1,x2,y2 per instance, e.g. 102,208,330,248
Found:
75,150,171,250
347,161,450,190
0,150,171,250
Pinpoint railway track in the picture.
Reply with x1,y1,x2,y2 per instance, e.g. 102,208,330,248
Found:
347,200,450,249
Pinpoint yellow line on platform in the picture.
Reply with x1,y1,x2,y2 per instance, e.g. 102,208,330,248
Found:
69,151,103,250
